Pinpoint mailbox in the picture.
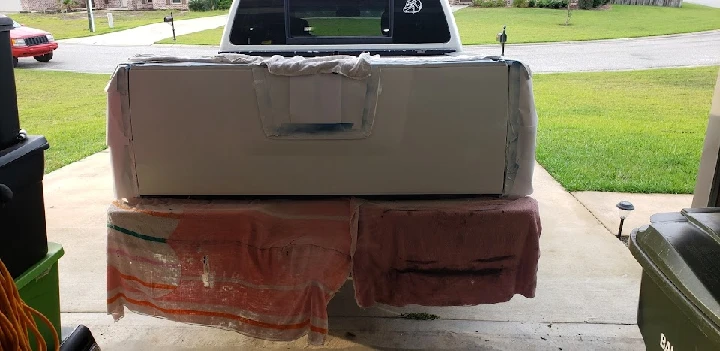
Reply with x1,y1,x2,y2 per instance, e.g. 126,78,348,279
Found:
163,12,176,41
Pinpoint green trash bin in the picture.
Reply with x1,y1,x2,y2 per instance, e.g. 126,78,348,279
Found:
14,242,64,351
629,208,720,351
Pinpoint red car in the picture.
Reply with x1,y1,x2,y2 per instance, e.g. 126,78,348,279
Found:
9,18,58,68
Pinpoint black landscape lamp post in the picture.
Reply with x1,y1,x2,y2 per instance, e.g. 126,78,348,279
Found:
496,25,507,57
616,201,635,239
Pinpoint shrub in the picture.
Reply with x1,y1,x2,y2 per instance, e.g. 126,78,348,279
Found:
188,0,232,11
592,0,610,7
472,0,506,7
59,0,75,12
513,0,529,7
528,0,536,6
535,0,567,7
189,0,212,11
217,0,232,9
578,0,593,8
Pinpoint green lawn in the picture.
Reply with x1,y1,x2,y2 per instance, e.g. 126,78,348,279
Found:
456,4,720,45
159,4,720,45
7,10,227,40
12,66,719,193
14,70,109,173
534,66,719,194
158,26,224,44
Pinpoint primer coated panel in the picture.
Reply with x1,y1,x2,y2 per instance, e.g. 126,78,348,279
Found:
127,63,509,195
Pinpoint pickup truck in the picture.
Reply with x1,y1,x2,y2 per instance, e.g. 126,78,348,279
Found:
104,0,542,345
107,0,536,199
218,0,462,56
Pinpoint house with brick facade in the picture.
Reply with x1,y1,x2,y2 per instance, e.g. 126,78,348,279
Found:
7,0,188,13
90,0,189,11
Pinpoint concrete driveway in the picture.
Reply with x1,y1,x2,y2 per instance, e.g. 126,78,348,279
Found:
58,15,228,46
685,0,720,7
49,152,647,350
26,6,719,350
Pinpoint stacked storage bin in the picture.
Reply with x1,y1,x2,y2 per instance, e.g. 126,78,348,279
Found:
0,13,63,351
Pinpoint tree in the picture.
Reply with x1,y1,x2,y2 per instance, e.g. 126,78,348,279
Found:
564,0,573,26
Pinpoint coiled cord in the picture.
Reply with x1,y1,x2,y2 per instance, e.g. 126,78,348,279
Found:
0,259,59,351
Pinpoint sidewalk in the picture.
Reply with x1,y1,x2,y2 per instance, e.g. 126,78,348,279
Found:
685,0,720,7
59,14,228,46
46,151,647,349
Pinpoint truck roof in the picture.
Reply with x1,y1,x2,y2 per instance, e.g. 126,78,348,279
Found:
219,0,462,56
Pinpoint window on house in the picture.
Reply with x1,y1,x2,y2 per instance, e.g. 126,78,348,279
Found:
172,0,181,3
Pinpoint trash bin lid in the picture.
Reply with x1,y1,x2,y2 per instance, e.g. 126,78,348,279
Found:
630,208,720,330
0,14,13,32
0,135,49,169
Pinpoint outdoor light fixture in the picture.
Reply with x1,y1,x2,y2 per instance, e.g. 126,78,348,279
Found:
496,25,507,57
616,201,635,239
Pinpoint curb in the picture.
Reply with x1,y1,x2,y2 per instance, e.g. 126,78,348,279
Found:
463,29,720,48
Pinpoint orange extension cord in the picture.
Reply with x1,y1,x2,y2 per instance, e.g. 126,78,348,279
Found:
0,259,59,351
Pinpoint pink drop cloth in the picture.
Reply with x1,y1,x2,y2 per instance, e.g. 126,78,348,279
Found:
107,196,541,344
107,199,357,345
352,196,542,307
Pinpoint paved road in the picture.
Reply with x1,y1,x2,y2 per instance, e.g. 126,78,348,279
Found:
17,30,720,74
15,44,219,74
464,30,720,73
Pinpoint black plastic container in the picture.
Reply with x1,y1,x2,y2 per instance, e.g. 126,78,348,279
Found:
630,209,720,350
0,14,21,149
60,325,101,351
0,135,50,278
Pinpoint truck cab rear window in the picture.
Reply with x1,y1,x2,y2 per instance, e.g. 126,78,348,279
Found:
228,0,450,46
289,0,387,37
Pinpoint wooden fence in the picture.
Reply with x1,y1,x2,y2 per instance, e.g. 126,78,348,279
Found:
611,0,682,7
